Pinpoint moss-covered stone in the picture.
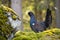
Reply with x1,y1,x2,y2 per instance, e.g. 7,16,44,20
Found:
0,36,6,40
13,28,60,40
0,4,20,40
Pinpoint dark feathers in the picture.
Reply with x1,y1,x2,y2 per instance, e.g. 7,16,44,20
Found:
45,8,52,28
28,8,52,33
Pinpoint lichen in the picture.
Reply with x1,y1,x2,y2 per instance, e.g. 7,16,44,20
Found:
0,4,20,40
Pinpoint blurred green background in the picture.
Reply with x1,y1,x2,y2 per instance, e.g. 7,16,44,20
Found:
0,0,60,40
0,0,56,31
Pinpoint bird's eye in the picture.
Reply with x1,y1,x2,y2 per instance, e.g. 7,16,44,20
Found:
32,23,35,25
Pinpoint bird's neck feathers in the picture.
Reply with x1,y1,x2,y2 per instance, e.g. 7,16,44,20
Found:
28,12,37,25
30,15,37,26
30,14,37,21
30,15,35,19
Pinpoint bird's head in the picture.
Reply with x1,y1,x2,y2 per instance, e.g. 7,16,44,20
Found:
28,12,34,17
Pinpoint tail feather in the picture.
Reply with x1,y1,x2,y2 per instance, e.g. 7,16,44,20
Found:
45,8,52,27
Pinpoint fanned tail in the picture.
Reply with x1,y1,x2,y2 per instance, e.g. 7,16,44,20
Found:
45,8,52,28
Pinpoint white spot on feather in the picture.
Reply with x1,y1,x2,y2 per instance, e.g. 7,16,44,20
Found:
32,23,35,25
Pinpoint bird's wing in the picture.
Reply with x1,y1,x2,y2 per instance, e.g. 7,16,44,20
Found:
34,22,46,32
40,22,46,28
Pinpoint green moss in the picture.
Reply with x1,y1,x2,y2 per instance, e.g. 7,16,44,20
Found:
13,31,38,40
1,4,21,20
37,28,60,40
0,36,6,40
0,5,19,40
13,28,60,40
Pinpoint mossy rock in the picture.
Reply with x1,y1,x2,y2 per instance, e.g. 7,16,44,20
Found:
37,28,60,40
13,28,60,40
0,36,6,40
0,5,13,40
0,4,21,40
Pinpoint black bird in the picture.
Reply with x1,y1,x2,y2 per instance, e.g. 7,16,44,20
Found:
28,8,52,33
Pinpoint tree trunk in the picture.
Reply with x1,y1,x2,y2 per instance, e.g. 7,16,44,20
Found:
55,0,60,28
11,0,23,31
